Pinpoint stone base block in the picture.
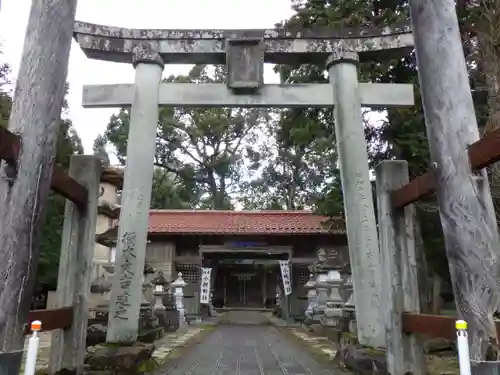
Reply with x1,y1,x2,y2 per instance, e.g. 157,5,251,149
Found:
138,327,164,343
318,326,341,343
340,332,359,347
334,343,387,375
86,325,164,347
85,342,157,374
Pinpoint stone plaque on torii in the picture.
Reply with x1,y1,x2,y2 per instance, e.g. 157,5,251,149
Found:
73,21,414,347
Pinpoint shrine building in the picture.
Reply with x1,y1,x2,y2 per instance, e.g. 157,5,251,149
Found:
91,179,349,319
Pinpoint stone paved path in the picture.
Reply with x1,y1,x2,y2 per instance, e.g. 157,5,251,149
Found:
161,325,338,375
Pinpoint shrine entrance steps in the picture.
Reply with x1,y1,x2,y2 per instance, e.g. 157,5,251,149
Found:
218,309,271,325
160,325,338,375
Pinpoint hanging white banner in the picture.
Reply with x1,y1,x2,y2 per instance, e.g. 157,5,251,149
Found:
199,267,212,304
279,260,292,296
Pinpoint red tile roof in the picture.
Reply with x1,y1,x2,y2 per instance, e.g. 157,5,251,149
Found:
146,210,344,235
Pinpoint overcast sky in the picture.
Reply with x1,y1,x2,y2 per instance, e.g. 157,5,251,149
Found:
0,0,295,154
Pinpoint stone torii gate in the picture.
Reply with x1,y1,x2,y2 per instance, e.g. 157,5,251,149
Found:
73,22,414,348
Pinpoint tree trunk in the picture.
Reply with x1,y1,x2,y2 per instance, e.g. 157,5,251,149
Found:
409,0,500,360
0,0,77,371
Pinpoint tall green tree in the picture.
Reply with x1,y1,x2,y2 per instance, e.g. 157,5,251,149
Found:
35,85,84,289
104,65,267,209
0,52,84,288
279,0,496,312
276,0,446,307
37,117,83,289
0,51,12,128
241,108,338,210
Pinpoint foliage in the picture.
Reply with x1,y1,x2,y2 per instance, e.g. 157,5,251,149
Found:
274,0,453,283
0,52,83,288
37,112,84,288
104,65,267,209
0,53,11,128
240,108,338,210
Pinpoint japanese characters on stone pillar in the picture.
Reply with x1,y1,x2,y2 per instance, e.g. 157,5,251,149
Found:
327,50,384,348
106,46,164,344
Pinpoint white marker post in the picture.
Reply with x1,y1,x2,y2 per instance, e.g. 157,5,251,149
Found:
456,320,471,375
24,320,42,375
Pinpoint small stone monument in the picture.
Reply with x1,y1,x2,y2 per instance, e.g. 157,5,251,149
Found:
151,271,170,330
162,282,180,332
142,263,156,303
139,263,156,331
322,269,344,328
172,272,187,325
311,247,345,337
304,273,317,323
342,275,356,335
151,271,169,311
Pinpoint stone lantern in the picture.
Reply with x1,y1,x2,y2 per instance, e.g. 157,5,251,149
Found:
304,273,317,323
171,272,187,325
311,247,345,329
314,273,329,320
151,271,169,310
322,269,344,328
341,275,356,335
138,263,157,330
142,263,155,303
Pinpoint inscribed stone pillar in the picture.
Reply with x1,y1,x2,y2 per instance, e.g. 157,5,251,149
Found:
327,50,384,348
106,46,164,343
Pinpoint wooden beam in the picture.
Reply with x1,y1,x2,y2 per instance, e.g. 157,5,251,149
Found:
0,127,88,208
391,127,500,208
402,312,500,341
25,307,73,334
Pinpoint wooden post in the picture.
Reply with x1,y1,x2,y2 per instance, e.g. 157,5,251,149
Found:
409,0,500,360
0,1,78,373
49,156,101,373
375,160,425,375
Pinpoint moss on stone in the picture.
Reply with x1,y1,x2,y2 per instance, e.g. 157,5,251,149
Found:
364,346,386,356
340,332,357,339
102,341,134,348
136,358,159,373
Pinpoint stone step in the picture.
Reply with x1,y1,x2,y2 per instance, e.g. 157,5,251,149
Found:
218,310,270,325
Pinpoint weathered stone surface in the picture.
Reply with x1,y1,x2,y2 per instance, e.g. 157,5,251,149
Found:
85,343,155,371
335,344,387,375
82,82,415,109
73,21,413,64
74,21,411,39
226,38,264,91
132,44,164,68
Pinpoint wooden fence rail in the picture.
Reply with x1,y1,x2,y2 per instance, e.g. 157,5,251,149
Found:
25,307,73,334
402,313,500,342
391,127,500,209
0,127,88,208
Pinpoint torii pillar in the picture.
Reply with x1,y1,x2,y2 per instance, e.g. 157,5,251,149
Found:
327,50,384,348
106,46,164,343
